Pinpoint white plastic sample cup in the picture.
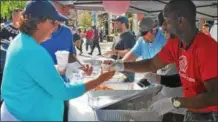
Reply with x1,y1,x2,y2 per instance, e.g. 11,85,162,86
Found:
101,59,115,72
55,51,69,70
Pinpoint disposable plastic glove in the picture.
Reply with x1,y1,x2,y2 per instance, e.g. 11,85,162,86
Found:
151,92,166,103
144,72,161,84
148,97,174,116
109,60,124,72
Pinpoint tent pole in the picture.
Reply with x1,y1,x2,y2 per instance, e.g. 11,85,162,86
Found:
196,3,217,8
197,11,217,19
129,5,150,13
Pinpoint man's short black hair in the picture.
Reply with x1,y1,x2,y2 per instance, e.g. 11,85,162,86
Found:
164,0,196,25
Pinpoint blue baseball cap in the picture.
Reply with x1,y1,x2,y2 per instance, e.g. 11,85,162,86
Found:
112,16,129,23
24,1,68,21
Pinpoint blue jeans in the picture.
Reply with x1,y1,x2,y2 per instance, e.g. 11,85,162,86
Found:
86,40,93,51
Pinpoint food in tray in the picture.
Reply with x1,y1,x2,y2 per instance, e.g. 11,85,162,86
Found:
113,72,127,79
95,85,113,90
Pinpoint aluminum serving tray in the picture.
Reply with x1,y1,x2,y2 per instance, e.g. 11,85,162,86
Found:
94,84,163,121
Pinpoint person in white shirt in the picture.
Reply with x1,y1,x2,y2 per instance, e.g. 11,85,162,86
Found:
210,20,217,42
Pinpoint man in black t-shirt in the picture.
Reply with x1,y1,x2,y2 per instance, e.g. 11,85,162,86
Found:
0,8,22,104
104,16,136,82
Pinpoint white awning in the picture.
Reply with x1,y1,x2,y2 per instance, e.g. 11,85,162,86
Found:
73,0,217,20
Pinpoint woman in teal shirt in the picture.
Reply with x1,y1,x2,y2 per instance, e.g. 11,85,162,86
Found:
0,1,114,121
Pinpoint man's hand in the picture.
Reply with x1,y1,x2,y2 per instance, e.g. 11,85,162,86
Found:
144,72,161,84
80,64,93,76
178,77,218,109
104,50,116,56
148,98,175,116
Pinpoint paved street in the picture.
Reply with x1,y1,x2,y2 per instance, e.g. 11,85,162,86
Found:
76,41,113,58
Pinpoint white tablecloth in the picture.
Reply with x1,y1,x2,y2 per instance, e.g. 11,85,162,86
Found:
68,94,96,121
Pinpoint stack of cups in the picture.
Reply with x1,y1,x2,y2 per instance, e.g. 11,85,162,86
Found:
55,50,70,71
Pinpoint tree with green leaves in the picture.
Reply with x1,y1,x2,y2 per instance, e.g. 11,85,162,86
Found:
1,1,26,20
78,10,93,29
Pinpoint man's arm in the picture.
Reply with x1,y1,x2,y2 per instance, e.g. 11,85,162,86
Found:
122,51,138,62
178,77,218,109
68,53,83,67
124,55,168,73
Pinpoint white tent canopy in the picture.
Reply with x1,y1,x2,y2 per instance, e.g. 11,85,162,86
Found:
74,0,217,20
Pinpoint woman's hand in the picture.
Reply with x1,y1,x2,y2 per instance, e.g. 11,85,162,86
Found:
96,71,116,83
84,71,115,92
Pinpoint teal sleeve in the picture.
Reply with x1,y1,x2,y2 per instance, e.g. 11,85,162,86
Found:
24,50,85,101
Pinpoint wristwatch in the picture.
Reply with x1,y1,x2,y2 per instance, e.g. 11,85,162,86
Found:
171,97,181,108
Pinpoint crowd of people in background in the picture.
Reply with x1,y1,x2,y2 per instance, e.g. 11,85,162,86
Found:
70,24,103,56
